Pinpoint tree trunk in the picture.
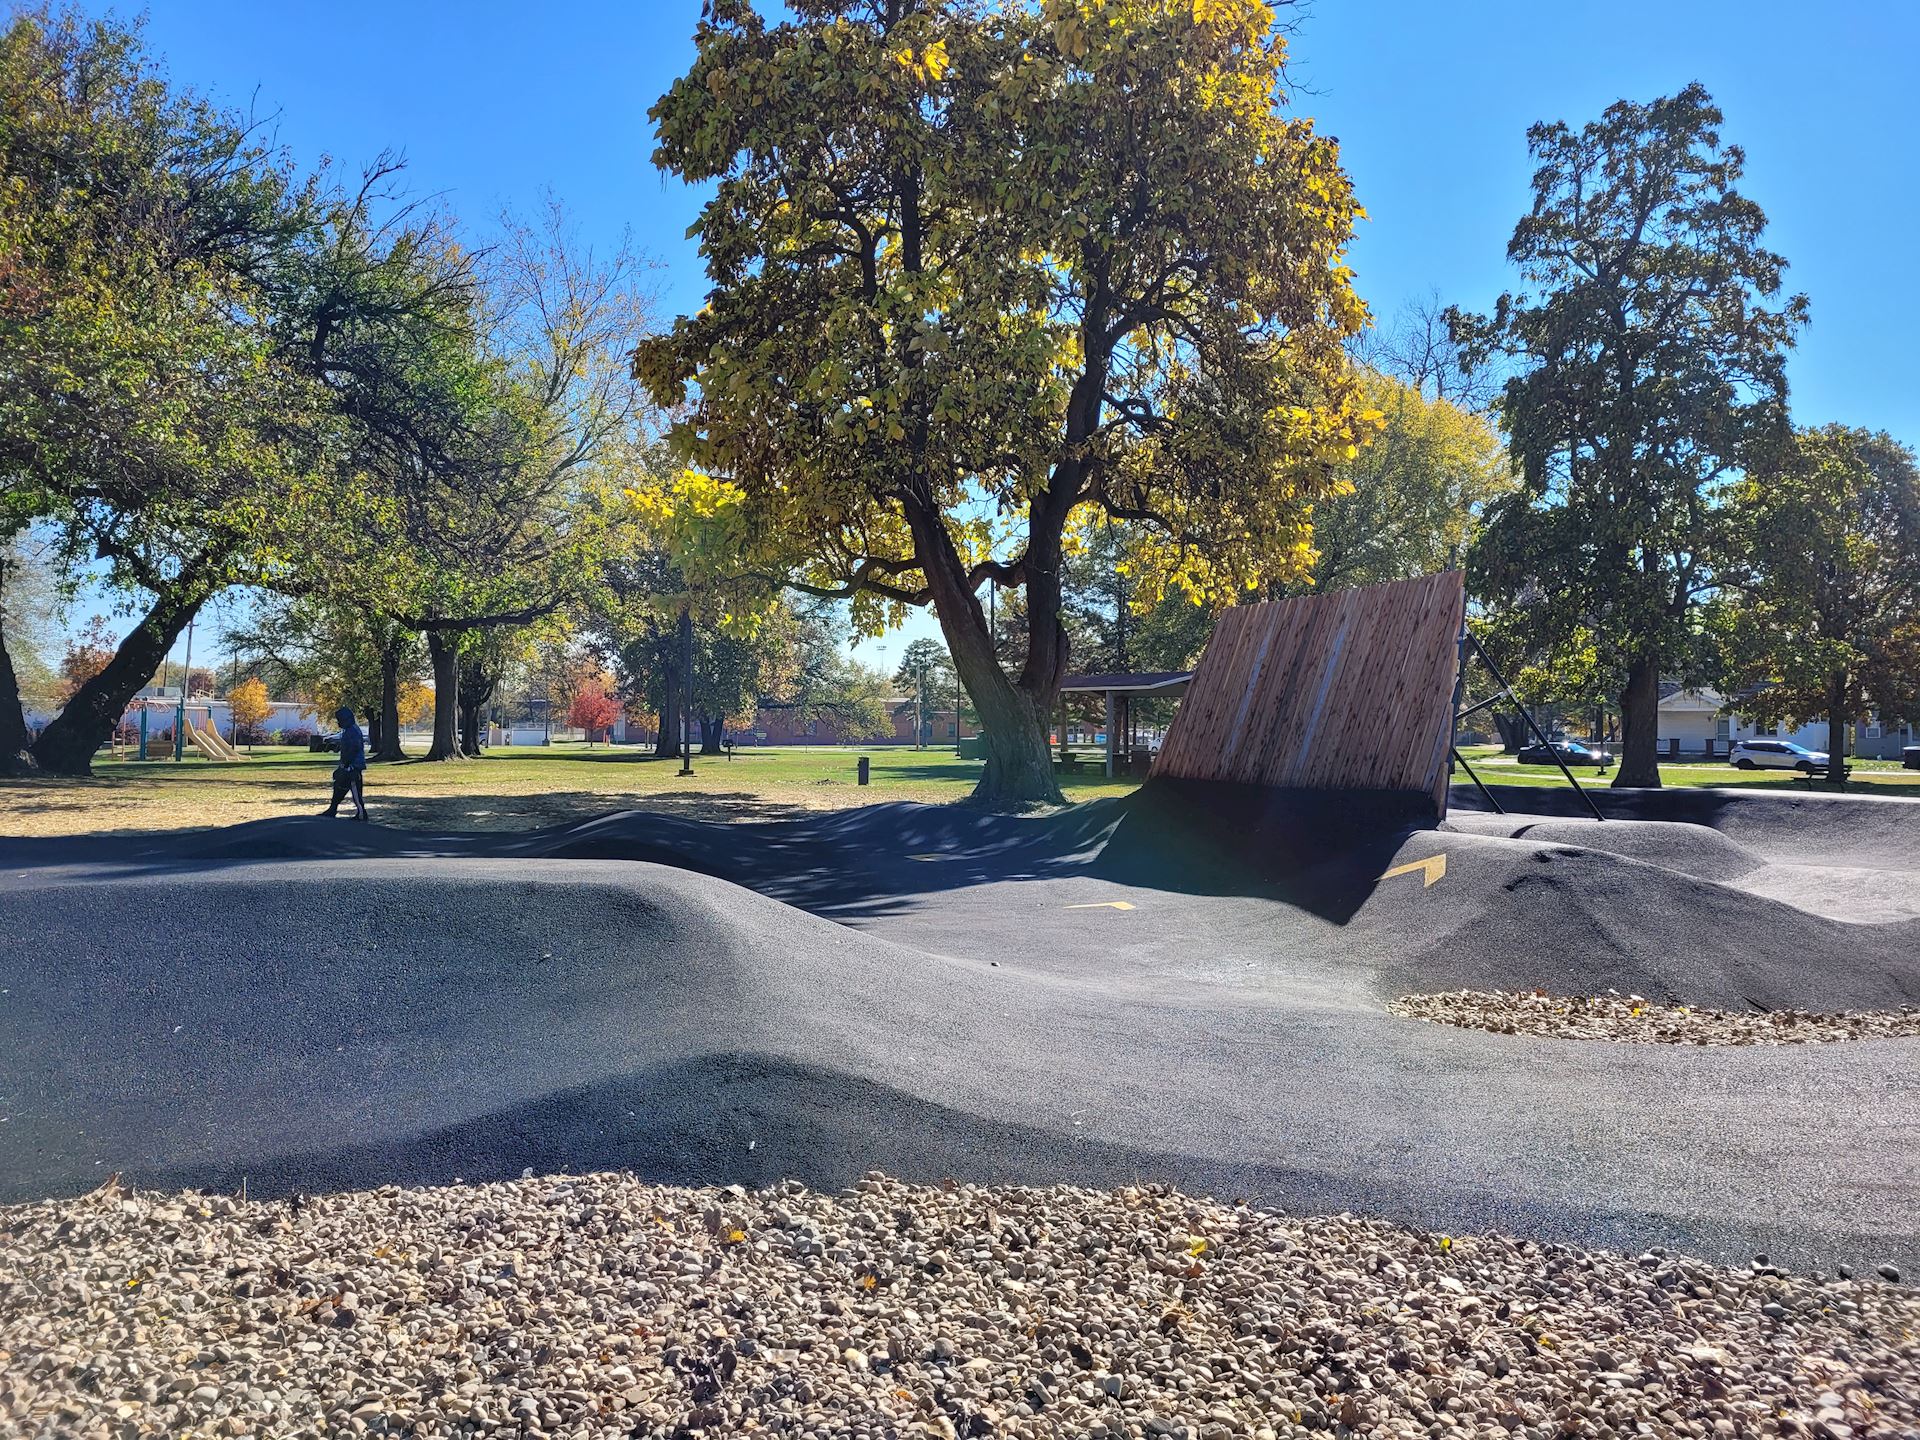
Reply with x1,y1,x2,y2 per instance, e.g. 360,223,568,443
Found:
374,645,405,761
423,631,460,760
1827,675,1849,787
457,656,495,759
699,714,723,754
458,693,482,757
1492,711,1525,752
32,588,205,776
967,676,1061,806
1611,649,1662,788
906,508,1064,807
0,557,34,773
0,620,36,776
654,642,681,759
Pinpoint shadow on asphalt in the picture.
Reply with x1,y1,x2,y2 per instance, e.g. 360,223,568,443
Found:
15,780,1909,932
118,1050,1897,1272
0,784,1435,925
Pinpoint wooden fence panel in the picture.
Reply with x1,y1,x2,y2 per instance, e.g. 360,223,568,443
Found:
1151,572,1466,813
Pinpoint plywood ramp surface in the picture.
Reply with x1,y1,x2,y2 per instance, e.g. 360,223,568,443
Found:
1151,572,1465,812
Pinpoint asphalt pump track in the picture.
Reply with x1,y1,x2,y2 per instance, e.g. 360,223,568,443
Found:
2,781,1916,1273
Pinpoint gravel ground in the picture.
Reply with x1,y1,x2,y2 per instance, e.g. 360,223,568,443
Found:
4,1173,1916,1440
1391,991,1920,1046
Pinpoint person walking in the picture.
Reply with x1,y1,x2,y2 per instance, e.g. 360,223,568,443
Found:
323,705,369,821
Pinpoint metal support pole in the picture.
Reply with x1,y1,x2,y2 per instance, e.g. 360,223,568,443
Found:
1451,746,1505,813
1466,632,1604,821
678,605,694,778
1454,693,1506,723
1444,618,1473,807
1104,691,1117,778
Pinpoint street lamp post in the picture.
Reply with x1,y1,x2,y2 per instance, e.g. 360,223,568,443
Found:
173,617,195,761
678,604,695,778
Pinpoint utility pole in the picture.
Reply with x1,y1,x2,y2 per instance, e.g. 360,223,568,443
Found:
677,605,695,778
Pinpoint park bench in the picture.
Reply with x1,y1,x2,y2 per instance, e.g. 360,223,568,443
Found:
1791,765,1852,788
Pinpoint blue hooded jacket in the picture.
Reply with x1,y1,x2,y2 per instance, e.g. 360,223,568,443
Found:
337,713,366,772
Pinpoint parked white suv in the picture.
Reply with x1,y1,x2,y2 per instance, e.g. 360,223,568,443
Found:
1729,739,1829,772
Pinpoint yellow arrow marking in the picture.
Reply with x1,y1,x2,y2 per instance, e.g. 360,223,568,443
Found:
1065,900,1136,910
1380,854,1446,888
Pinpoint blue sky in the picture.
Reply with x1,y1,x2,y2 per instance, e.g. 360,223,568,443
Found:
127,0,1920,673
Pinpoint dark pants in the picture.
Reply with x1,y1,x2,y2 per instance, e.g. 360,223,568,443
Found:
328,765,366,816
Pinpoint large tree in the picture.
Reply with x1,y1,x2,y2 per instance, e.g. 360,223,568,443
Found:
1352,291,1502,416
361,206,652,760
1455,83,1806,788
1719,426,1920,786
1309,370,1510,593
0,9,340,774
638,0,1371,805
595,563,821,756
0,13,490,775
222,595,423,757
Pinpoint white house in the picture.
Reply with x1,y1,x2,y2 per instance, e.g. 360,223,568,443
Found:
1657,685,1916,760
1655,687,1728,756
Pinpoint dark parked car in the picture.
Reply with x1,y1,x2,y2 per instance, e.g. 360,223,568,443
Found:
308,731,342,753
1904,745,1920,771
1516,739,1615,768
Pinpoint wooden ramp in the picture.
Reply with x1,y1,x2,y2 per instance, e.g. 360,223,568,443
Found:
1151,571,1465,815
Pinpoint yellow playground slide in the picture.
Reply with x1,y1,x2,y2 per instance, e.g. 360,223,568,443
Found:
188,716,248,761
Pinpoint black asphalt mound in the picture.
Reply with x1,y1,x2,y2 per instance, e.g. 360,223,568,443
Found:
1375,831,1920,1010
1452,781,1920,869
3,782,1918,1270
1444,812,1765,882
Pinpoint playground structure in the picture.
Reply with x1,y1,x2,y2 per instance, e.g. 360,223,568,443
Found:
113,700,253,762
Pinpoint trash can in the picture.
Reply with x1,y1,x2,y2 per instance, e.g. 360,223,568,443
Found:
1904,744,1920,771
957,734,986,760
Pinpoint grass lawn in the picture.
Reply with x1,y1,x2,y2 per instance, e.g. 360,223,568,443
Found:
0,741,1143,837
6,739,1913,840
1454,743,1920,798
